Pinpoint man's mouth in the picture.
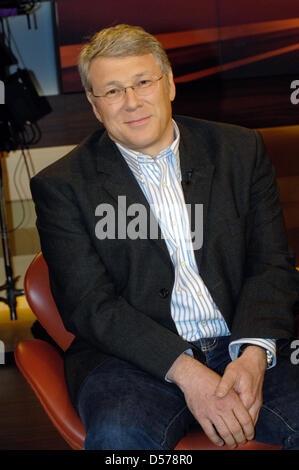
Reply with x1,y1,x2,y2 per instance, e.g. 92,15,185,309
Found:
124,116,151,127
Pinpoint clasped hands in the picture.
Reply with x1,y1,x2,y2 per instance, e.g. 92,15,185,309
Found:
168,345,267,449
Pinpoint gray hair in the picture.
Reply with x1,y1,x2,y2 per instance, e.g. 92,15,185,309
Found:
78,24,171,91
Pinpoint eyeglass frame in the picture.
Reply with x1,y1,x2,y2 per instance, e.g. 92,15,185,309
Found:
90,75,164,102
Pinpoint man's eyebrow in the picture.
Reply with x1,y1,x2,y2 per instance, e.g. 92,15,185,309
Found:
103,72,156,88
103,80,122,88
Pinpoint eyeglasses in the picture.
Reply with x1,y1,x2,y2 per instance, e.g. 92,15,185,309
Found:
91,75,163,104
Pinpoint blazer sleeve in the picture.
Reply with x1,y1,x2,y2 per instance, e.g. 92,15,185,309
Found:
230,130,299,341
30,174,190,381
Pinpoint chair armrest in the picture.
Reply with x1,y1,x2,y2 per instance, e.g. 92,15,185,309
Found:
175,428,281,450
15,339,85,449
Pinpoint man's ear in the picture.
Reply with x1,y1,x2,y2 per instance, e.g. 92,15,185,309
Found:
86,91,103,123
167,69,176,102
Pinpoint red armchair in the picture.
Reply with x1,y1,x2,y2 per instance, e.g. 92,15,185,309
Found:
15,252,282,450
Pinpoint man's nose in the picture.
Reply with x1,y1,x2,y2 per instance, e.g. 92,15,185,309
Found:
123,87,143,110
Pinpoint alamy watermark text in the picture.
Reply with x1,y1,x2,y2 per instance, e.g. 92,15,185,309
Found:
94,197,203,250
290,80,299,105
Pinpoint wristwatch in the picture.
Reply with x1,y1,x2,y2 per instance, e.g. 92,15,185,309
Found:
238,344,273,367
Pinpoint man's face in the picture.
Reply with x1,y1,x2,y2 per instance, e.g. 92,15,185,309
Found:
87,54,176,157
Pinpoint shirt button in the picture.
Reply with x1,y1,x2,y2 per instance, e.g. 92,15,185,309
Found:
198,290,202,296
202,321,207,327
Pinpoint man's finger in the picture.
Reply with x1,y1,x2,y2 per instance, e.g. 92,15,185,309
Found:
248,400,262,426
233,404,255,441
213,415,241,448
200,419,225,447
215,370,235,398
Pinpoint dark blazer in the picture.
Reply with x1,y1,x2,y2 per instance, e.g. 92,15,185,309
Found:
30,116,299,406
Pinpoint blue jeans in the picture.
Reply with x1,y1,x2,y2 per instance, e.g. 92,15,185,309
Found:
77,336,299,450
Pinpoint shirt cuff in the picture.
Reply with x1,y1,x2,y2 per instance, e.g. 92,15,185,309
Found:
229,338,276,368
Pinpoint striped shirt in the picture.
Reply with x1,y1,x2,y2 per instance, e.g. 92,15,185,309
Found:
115,120,276,365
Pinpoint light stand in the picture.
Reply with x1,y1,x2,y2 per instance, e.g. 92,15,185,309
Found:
0,31,24,320
0,152,23,320
0,22,51,321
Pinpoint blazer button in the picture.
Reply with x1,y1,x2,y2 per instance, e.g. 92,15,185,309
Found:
159,288,169,298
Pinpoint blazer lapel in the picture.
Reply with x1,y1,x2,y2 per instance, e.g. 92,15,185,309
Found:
94,131,171,260
93,121,216,269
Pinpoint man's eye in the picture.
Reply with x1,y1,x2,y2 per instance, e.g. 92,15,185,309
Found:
137,79,152,88
106,88,120,96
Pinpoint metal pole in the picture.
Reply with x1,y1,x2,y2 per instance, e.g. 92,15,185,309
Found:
0,153,24,320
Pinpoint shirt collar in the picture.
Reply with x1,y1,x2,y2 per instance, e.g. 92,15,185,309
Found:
115,120,181,182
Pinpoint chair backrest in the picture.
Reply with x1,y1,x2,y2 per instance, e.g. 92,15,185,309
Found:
24,252,74,351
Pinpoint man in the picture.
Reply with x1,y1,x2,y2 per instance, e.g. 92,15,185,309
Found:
31,24,299,450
